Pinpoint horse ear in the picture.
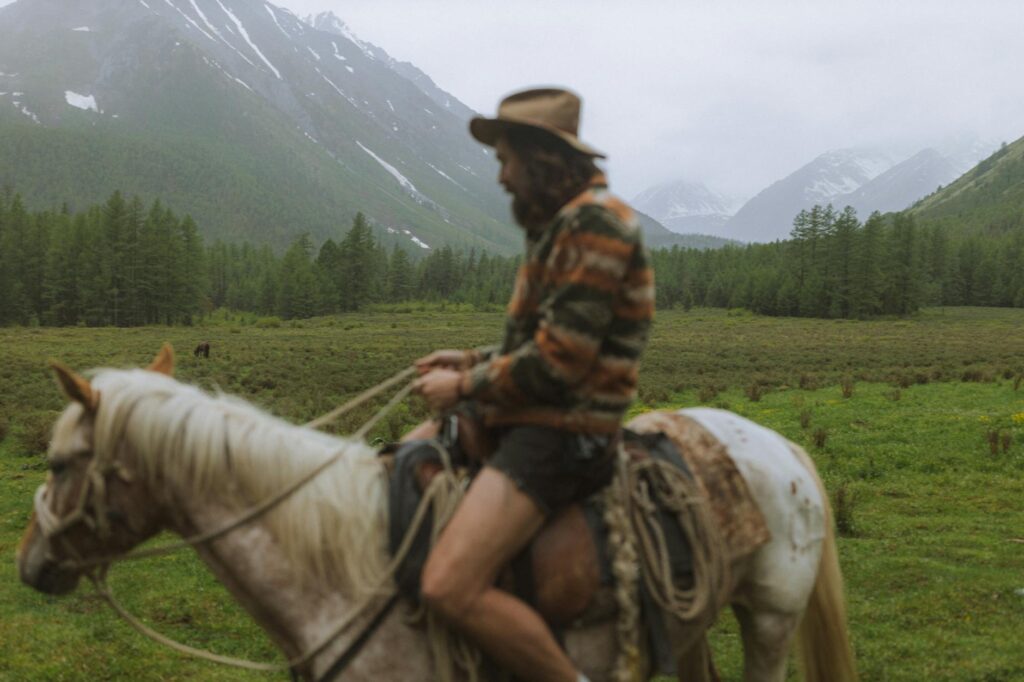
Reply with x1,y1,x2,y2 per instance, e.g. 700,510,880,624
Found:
148,343,175,376
50,361,98,411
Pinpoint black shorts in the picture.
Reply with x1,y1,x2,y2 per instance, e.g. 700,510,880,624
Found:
486,425,616,516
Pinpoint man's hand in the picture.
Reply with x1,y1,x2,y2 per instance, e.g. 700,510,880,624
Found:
413,368,464,413
415,349,468,375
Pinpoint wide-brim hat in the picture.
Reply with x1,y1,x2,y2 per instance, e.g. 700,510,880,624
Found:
470,87,606,159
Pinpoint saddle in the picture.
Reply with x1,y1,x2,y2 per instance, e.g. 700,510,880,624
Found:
387,410,770,674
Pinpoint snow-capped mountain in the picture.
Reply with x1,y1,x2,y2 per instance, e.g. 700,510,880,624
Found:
0,0,515,253
724,148,899,242
631,180,741,236
840,148,960,216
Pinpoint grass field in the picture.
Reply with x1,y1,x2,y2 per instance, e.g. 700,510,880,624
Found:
2,306,1023,680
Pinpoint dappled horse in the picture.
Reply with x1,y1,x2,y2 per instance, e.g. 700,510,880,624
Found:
18,346,856,681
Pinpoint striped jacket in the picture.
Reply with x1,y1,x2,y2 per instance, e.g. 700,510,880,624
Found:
461,174,654,434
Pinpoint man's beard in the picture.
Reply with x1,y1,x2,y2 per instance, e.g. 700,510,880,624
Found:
511,190,561,231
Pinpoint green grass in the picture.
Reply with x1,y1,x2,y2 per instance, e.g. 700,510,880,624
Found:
2,306,1024,680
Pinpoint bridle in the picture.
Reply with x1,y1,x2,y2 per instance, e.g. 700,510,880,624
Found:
27,366,458,681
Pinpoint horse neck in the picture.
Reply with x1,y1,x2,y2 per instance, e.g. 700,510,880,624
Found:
172,495,433,680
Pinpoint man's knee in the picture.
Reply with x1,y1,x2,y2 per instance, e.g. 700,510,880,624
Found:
420,554,478,623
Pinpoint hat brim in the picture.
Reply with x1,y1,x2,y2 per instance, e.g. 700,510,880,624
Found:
470,116,606,159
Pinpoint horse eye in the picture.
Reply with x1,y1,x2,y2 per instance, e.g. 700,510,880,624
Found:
49,460,68,475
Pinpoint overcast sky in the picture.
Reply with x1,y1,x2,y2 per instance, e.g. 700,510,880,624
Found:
268,0,1024,200
4,0,1022,199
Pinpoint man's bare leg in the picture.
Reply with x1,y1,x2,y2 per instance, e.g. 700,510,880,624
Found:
420,468,580,682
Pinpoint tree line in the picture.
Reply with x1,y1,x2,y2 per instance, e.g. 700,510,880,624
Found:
652,204,1024,316
2,190,1023,327
0,190,518,326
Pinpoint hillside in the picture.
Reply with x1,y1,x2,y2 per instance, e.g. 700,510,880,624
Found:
0,0,520,254
910,136,1024,234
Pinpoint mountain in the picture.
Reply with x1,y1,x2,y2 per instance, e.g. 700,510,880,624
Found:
910,136,1024,234
839,148,961,216
0,0,518,254
633,209,736,250
307,12,477,124
724,148,899,242
631,180,740,236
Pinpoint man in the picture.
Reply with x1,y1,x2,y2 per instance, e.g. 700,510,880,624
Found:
412,88,654,682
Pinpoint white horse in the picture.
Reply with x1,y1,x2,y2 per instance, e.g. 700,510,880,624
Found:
18,347,856,681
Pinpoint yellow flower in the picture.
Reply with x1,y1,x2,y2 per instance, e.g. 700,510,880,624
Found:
978,415,992,423
1012,412,1024,425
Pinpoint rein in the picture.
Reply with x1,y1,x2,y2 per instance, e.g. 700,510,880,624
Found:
32,366,447,679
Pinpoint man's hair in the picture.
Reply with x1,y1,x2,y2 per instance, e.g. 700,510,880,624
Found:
502,126,601,229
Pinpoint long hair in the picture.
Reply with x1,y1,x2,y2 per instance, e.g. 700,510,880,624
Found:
502,126,601,229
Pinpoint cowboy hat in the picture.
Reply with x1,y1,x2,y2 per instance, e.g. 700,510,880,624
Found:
469,87,606,159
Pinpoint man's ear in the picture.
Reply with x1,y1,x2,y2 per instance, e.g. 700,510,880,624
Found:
148,343,175,376
50,361,99,412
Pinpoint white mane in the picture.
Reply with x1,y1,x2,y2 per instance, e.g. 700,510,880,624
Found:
87,369,388,598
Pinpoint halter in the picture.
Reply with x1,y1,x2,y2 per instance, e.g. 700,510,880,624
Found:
29,367,452,680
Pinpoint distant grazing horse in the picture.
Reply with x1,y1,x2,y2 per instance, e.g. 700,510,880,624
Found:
193,341,210,358
18,346,856,681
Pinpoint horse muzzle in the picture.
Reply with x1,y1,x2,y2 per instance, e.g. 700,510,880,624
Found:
17,523,82,595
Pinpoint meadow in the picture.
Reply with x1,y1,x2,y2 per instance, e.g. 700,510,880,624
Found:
1,306,1023,680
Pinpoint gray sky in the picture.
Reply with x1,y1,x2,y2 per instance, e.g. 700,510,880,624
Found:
4,0,1022,199
275,0,1024,199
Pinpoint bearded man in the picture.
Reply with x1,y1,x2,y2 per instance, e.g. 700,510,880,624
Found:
412,87,654,682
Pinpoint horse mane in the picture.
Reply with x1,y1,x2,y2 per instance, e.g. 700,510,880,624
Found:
88,369,388,598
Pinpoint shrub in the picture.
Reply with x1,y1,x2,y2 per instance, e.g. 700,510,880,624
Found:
255,316,282,329
1015,374,1022,392
745,382,763,402
833,483,858,537
987,429,1000,455
697,384,718,403
11,410,60,456
812,427,829,449
799,373,818,391
840,375,855,399
1001,431,1013,453
799,409,812,429
885,389,902,402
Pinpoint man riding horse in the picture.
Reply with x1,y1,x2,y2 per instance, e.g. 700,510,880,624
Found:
412,87,654,682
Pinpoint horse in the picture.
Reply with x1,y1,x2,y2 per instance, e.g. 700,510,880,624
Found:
194,341,210,358
17,346,857,682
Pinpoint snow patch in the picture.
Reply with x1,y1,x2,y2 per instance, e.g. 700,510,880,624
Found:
457,164,478,177
316,68,358,107
13,102,40,124
264,4,290,38
423,108,433,115
71,26,91,32
233,76,252,91
163,0,217,43
214,0,282,79
307,46,321,61
139,0,151,8
345,65,354,73
386,99,394,112
428,163,467,191
65,91,98,112
357,141,419,194
331,41,346,60
398,229,430,249
392,125,399,132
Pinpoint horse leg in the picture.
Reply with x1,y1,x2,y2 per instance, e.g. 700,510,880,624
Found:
732,603,800,682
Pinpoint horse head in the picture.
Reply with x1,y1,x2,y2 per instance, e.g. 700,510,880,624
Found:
17,345,176,594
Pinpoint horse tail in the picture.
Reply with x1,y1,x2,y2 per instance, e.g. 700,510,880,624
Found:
790,443,858,682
